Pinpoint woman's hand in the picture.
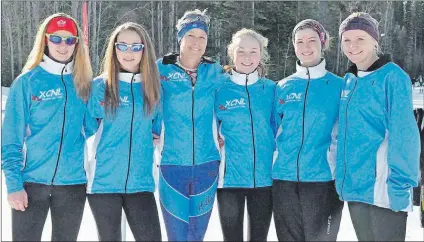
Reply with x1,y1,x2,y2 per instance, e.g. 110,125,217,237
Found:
153,133,160,146
218,135,224,148
8,190,28,211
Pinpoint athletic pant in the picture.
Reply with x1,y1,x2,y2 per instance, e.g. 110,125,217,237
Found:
348,202,407,241
272,180,344,241
217,187,273,241
159,160,219,241
87,192,161,241
11,182,86,241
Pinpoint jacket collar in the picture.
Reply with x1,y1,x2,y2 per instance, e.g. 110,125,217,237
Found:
162,52,215,65
293,59,327,79
118,72,142,83
346,54,392,77
39,54,74,75
230,69,259,86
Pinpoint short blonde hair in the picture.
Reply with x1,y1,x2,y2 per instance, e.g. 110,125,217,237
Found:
227,28,269,74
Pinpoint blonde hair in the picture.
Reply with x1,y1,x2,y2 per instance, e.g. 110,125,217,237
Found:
22,13,92,101
101,22,160,117
226,28,269,76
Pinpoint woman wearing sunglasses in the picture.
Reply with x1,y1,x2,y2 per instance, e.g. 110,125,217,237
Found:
155,9,226,241
2,13,92,241
85,22,162,241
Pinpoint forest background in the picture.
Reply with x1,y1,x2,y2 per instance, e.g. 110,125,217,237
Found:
1,0,423,86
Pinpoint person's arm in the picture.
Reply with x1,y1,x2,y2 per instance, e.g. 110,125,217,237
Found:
2,75,31,211
386,69,420,211
152,86,163,139
274,82,284,138
86,79,105,122
1,76,30,194
270,84,278,136
328,120,338,179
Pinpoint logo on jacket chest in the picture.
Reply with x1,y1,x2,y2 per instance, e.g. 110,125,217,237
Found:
32,88,63,101
99,96,131,106
219,98,247,110
164,72,189,82
284,92,302,103
120,96,131,106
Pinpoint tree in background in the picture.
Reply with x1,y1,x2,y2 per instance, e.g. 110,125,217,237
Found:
1,0,423,86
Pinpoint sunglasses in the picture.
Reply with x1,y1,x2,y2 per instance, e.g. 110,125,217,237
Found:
115,43,145,52
46,34,78,45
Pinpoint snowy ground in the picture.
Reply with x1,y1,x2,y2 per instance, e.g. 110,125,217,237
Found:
1,86,423,241
413,87,424,109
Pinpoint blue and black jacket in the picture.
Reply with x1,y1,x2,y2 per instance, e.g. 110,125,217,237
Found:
215,69,276,188
335,55,420,212
273,59,344,182
155,53,226,166
86,73,161,194
2,55,92,194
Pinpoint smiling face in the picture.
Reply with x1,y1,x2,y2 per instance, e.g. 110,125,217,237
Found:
179,28,208,60
294,28,322,67
46,30,77,63
341,29,378,69
115,30,143,73
233,36,261,74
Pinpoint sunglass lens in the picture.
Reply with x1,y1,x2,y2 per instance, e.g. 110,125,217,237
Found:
131,44,144,52
116,43,129,52
49,35,63,44
65,37,78,45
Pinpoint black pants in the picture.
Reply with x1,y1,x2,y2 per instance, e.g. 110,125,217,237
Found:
87,192,161,241
348,202,407,241
272,180,344,241
217,187,273,241
11,182,86,241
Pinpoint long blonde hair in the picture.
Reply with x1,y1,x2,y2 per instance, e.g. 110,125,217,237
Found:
101,22,160,117
22,13,92,101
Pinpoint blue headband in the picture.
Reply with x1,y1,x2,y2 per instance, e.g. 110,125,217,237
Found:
177,20,209,43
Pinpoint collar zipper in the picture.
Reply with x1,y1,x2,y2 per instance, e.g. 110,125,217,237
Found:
124,73,136,192
245,74,257,187
51,65,68,184
295,67,311,182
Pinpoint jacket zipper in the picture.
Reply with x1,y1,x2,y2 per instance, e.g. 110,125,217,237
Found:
51,65,68,184
295,68,311,182
245,75,257,188
192,84,195,166
172,63,197,166
124,74,136,192
341,77,358,199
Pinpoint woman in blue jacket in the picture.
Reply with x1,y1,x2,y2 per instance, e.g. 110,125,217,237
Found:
1,13,93,241
214,28,275,241
336,12,420,241
86,22,162,241
273,19,344,241
155,9,225,241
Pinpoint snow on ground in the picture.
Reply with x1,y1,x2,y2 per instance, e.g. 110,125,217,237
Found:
413,87,424,109
1,177,423,241
1,86,423,241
